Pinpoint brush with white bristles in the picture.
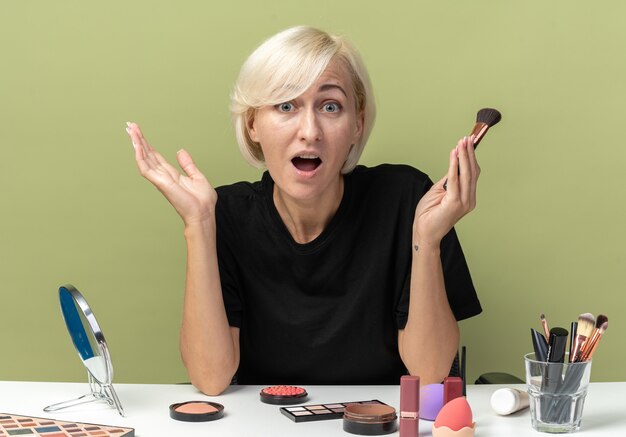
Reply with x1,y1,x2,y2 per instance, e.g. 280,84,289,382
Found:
571,313,595,362
579,315,609,362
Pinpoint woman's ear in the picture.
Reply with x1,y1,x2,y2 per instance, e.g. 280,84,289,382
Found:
247,111,259,142
353,111,364,143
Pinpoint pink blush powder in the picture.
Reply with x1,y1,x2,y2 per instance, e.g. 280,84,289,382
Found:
175,402,219,414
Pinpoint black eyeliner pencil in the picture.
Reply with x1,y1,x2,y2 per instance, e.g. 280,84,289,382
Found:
568,321,577,359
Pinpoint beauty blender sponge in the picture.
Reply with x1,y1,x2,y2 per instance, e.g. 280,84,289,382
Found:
432,397,475,437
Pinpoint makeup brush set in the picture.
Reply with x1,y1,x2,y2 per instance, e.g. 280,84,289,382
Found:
532,313,609,364
529,313,609,425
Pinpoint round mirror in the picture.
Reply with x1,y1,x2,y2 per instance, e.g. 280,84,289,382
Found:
45,284,124,416
59,285,111,384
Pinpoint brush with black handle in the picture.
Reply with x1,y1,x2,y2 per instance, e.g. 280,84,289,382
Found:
444,108,502,189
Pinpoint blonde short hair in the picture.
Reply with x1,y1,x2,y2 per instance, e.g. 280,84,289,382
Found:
230,26,376,174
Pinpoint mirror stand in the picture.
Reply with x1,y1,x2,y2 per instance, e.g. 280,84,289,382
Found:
46,284,126,417
44,372,125,416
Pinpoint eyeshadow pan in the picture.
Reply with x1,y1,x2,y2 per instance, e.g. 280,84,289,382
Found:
312,409,333,414
7,430,33,436
35,426,61,433
281,400,390,423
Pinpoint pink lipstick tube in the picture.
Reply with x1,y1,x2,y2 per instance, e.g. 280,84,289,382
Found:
400,375,420,437
444,377,463,404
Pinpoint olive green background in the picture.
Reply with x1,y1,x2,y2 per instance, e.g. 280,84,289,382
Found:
1,1,624,385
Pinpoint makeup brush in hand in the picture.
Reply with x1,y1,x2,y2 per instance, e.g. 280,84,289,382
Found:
471,108,502,148
444,107,502,189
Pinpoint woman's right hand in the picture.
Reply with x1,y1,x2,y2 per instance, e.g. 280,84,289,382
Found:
126,122,217,226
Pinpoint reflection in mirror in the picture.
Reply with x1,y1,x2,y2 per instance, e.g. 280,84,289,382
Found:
44,284,125,416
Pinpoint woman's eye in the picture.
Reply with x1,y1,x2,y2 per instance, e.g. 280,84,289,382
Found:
323,103,340,113
277,102,294,112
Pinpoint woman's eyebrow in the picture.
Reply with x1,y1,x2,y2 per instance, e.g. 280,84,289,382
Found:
318,83,347,97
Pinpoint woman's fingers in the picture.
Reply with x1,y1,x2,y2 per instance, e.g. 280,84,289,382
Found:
444,136,479,215
176,149,203,179
126,122,179,185
458,136,479,212
466,135,480,209
445,143,460,197
152,148,184,182
457,136,473,205
127,123,152,173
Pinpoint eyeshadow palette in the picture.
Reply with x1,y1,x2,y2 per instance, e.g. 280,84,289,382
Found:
0,413,134,436
280,399,389,423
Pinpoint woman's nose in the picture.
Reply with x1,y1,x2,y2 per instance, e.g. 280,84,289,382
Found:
298,108,322,143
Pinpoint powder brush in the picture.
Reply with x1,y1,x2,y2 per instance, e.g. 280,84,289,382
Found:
570,313,595,362
471,108,502,148
580,320,608,361
443,107,501,190
578,314,608,362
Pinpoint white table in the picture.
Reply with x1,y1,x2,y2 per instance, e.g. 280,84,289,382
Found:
1,381,624,436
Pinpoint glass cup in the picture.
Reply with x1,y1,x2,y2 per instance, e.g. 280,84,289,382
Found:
524,353,592,433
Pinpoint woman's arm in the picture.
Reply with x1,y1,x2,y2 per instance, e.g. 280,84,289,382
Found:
398,136,479,384
127,122,239,395
180,220,240,395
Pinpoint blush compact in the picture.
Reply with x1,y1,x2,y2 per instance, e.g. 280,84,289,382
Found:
343,403,398,435
169,401,225,422
260,385,308,405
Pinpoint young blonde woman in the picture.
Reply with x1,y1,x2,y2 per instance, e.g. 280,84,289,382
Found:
127,26,482,395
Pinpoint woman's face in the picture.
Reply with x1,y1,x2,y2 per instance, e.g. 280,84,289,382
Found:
248,59,363,204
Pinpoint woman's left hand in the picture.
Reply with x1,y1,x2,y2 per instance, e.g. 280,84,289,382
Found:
413,135,480,249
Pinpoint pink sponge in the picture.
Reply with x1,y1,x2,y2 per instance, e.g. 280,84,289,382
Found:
432,397,475,437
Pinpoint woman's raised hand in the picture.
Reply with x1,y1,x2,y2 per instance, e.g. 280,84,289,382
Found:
413,135,480,249
127,122,218,226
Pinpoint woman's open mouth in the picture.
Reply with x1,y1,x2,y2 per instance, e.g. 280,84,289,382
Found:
291,156,322,173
